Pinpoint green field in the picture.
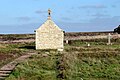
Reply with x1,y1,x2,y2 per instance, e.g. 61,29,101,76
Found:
0,34,35,67
0,42,35,68
4,39,120,80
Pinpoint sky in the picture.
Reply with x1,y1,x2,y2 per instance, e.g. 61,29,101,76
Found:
0,0,120,34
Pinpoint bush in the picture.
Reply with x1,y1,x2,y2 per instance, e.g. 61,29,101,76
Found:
114,25,120,34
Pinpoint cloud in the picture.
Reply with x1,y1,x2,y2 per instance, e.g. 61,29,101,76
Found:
91,13,109,18
16,17,31,21
79,4,107,9
90,16,120,23
0,23,40,34
111,5,116,8
61,17,72,21
35,10,47,14
58,16,120,32
1,15,120,33
87,16,120,30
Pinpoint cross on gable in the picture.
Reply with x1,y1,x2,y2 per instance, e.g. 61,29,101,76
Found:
48,9,51,16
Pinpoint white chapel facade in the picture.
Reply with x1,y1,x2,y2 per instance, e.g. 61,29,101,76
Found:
35,9,64,50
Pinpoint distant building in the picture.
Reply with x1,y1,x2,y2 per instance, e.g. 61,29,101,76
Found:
35,9,64,50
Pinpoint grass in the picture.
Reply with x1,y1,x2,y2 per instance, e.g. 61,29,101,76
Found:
5,40,120,80
6,53,57,80
0,42,36,68
62,52,120,80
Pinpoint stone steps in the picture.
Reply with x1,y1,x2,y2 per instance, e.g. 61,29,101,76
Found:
0,73,9,77
0,70,12,80
0,70,11,74
0,53,36,80
0,77,6,80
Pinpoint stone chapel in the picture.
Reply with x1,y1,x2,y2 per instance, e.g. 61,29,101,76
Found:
35,9,64,50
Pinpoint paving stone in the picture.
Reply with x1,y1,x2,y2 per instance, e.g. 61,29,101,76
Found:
0,53,36,80
0,73,9,77
0,71,11,74
0,77,6,80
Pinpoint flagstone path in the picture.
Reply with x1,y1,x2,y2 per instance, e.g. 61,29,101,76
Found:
0,53,36,80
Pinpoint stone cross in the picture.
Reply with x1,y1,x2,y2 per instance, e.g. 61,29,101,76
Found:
107,33,111,45
48,9,51,20
48,9,51,16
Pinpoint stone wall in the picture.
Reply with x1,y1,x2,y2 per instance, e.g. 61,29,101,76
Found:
36,20,64,50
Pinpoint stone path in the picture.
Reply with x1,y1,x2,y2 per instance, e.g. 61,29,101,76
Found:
0,53,36,80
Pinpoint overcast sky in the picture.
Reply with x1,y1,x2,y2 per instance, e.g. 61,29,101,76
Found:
0,0,120,34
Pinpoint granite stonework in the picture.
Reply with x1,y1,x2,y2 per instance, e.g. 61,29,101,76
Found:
36,19,64,50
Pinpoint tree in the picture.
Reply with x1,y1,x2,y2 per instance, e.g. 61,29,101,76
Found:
114,25,120,34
